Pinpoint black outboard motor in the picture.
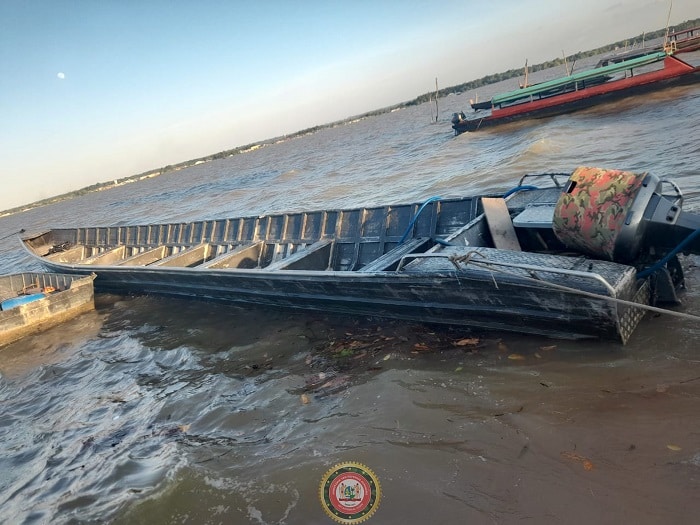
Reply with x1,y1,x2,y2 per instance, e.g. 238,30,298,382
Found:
638,185,700,259
552,167,700,299
451,112,466,125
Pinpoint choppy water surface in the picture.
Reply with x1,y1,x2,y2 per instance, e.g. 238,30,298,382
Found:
1,54,700,524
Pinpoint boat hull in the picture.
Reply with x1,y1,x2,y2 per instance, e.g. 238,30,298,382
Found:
22,177,671,343
31,260,645,341
0,273,96,347
454,56,699,133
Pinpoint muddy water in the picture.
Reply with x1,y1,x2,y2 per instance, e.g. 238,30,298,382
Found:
3,284,699,524
1,54,700,524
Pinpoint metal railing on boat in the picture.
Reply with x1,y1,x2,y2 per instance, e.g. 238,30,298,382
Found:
395,252,618,297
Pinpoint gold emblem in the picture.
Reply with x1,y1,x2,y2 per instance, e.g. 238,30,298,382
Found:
319,461,381,523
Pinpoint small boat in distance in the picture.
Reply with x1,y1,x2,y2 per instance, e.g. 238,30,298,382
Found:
0,273,96,347
452,52,699,134
667,25,700,54
596,25,700,63
20,167,700,344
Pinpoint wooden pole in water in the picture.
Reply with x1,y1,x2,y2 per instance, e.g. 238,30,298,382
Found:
434,77,439,122
664,1,673,52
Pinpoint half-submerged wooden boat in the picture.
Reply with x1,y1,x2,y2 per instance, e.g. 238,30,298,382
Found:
452,52,700,134
20,167,700,343
0,273,96,347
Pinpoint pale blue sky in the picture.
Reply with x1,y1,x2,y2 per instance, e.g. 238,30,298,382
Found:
1,0,696,210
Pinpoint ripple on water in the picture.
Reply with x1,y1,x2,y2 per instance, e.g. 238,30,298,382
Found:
0,331,196,523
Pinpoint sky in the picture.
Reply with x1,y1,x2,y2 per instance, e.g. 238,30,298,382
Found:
1,0,697,211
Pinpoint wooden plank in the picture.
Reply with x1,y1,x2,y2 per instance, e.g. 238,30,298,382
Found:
482,198,521,251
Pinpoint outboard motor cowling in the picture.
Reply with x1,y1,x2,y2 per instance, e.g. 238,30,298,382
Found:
552,166,700,264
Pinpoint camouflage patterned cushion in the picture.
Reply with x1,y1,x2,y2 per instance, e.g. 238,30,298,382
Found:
552,166,645,260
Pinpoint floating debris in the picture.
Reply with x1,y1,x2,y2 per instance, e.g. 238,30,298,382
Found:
561,451,594,471
454,337,480,347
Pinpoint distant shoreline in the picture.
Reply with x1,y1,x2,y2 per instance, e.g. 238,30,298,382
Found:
3,18,697,218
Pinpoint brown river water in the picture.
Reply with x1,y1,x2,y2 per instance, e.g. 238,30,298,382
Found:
1,52,700,524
